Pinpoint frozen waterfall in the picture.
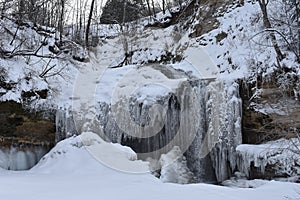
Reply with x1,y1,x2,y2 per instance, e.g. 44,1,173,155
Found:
55,65,242,183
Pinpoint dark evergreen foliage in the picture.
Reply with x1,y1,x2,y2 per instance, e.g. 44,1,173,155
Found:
100,0,140,24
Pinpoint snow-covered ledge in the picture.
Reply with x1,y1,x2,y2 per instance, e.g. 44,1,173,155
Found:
236,138,300,181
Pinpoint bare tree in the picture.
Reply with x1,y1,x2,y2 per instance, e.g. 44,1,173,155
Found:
162,0,165,14
151,0,156,17
86,0,95,47
258,0,284,61
145,0,152,17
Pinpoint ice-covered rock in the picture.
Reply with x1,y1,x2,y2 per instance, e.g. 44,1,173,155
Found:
236,138,300,180
95,78,241,183
207,81,242,182
159,146,194,184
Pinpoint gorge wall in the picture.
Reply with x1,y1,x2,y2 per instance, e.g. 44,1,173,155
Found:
0,101,55,170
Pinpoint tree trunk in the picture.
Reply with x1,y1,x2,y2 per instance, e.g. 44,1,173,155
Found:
58,0,65,46
162,0,165,14
146,0,152,17
1,0,6,19
151,0,156,17
122,0,127,23
258,0,284,61
295,1,300,62
18,0,25,19
86,0,95,47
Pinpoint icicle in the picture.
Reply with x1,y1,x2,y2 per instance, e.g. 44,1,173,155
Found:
93,79,242,183
205,80,242,183
55,108,78,143
0,146,49,170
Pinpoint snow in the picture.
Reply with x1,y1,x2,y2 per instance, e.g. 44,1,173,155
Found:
184,47,219,79
31,132,148,174
106,65,187,105
0,0,299,110
0,132,299,200
0,17,85,110
0,1,256,110
82,132,149,173
195,2,259,81
236,138,300,178
222,178,269,188
249,101,287,116
95,65,186,104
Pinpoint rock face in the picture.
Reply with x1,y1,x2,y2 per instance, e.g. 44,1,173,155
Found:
0,101,55,170
239,77,300,180
189,0,245,38
240,80,300,144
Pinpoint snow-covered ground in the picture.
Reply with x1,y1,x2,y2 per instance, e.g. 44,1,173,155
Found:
0,132,299,200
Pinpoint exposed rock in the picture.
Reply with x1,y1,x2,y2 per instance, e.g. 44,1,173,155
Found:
189,0,245,38
21,89,48,100
0,101,55,147
238,74,300,181
239,80,300,144
0,101,55,170
236,139,300,182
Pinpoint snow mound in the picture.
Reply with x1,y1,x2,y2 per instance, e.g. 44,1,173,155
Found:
32,132,149,174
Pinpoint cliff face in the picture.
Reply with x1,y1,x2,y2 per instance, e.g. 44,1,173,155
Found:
0,101,55,170
0,101,55,146
240,79,300,144
239,77,300,181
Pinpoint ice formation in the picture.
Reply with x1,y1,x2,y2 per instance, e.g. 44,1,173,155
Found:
0,146,48,170
159,146,193,184
55,64,242,183
236,138,300,179
56,109,78,142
